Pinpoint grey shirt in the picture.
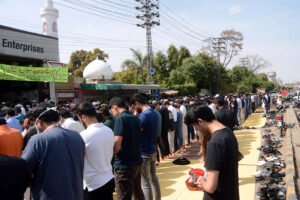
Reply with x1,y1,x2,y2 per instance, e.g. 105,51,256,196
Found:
22,127,85,200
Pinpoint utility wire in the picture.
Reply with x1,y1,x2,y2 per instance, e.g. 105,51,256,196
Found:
160,12,206,42
88,0,139,15
117,0,138,6
94,0,134,9
53,1,137,25
155,26,204,48
160,1,214,38
60,0,138,22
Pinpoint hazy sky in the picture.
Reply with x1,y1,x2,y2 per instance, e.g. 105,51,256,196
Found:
0,0,299,83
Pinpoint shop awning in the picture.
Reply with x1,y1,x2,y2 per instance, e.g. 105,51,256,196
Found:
80,83,160,91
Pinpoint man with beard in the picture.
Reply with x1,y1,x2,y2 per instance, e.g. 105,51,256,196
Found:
132,94,161,200
22,105,85,200
214,97,235,132
184,104,239,200
109,97,144,200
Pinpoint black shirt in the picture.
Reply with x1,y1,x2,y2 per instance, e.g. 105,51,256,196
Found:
204,128,239,200
0,154,30,200
113,111,143,169
159,106,169,135
215,107,235,131
22,126,37,150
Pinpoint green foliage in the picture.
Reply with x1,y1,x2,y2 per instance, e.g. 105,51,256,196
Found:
68,48,108,77
167,45,178,72
112,44,277,95
153,51,169,85
111,70,137,84
177,46,191,68
170,69,185,85
115,49,148,84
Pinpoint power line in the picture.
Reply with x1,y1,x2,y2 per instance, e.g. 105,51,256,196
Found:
158,21,205,46
156,26,204,48
160,1,214,38
117,0,138,6
59,0,138,21
159,12,206,43
152,30,200,50
53,1,137,25
95,0,135,9
88,0,139,15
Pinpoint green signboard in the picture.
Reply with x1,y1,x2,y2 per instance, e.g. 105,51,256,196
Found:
0,64,68,82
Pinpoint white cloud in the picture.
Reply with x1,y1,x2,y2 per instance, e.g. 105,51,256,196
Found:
228,6,242,16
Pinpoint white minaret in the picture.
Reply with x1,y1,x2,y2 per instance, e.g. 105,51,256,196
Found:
41,0,59,103
40,0,59,38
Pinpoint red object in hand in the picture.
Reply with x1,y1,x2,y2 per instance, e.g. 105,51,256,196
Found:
185,168,205,191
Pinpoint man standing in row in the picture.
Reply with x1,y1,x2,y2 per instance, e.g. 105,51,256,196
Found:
77,103,115,200
132,94,161,200
22,105,85,200
59,109,85,133
0,119,23,157
109,97,145,200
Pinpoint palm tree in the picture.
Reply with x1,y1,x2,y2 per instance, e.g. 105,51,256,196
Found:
122,49,148,84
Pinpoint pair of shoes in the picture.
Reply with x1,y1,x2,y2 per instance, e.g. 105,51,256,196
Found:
256,160,266,167
257,185,286,199
173,157,191,165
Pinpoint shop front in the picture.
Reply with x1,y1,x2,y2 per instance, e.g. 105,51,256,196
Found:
0,25,61,103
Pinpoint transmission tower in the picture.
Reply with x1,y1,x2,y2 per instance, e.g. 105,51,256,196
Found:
135,0,160,81
239,57,249,78
212,37,225,94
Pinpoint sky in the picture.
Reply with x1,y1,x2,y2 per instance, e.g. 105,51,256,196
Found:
0,0,299,83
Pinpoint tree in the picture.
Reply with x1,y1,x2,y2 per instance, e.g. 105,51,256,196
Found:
111,70,136,84
177,46,191,67
167,45,178,72
203,29,243,68
121,48,148,84
68,48,108,77
170,69,186,86
153,51,169,85
180,56,208,90
247,55,271,74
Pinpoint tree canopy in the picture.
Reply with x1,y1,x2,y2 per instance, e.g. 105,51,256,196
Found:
68,48,108,77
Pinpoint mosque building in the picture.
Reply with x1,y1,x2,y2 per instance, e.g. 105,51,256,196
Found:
0,0,161,104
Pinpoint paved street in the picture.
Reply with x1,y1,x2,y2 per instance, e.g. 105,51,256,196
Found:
157,109,267,200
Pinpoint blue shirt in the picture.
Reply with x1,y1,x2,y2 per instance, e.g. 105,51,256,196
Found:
114,111,143,169
6,117,22,131
22,127,85,200
138,108,159,155
176,110,182,136
15,113,25,120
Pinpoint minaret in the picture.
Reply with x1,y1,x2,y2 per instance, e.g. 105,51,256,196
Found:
40,0,59,38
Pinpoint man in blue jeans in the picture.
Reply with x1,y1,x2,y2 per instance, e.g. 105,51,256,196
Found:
132,94,161,200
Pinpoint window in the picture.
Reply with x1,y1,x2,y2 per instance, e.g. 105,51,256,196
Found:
43,22,47,32
52,22,57,32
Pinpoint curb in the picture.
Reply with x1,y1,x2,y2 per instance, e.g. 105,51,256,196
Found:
286,129,297,199
285,108,298,199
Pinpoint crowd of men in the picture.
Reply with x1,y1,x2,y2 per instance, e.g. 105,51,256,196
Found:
0,92,270,200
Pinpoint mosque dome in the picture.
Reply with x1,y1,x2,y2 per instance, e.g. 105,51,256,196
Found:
83,59,113,80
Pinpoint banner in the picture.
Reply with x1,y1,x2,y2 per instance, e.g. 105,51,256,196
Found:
0,64,68,82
